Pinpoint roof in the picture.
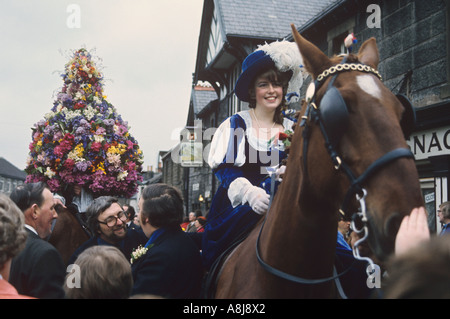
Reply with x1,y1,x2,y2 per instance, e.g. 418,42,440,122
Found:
217,0,341,40
192,85,218,115
0,157,27,180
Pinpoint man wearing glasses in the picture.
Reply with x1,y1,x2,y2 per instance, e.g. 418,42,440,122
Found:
68,196,146,265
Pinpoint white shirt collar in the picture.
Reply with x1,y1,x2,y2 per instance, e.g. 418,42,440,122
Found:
25,224,38,236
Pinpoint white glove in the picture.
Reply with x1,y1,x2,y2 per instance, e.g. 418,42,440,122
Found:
243,186,270,215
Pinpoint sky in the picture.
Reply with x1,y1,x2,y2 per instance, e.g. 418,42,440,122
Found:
0,0,204,172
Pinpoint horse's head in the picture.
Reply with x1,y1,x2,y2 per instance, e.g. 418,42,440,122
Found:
290,25,424,261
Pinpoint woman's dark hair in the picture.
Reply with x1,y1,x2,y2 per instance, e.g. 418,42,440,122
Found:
197,216,207,226
140,183,183,229
10,182,49,212
247,67,291,124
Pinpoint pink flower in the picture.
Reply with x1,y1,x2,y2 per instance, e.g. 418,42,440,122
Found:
54,145,66,157
90,142,102,152
63,158,75,170
46,178,61,192
126,140,134,150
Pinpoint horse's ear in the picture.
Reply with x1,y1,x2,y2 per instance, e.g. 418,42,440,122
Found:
357,37,379,69
290,24,332,79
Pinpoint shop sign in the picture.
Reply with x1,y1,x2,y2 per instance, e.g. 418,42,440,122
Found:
406,127,450,160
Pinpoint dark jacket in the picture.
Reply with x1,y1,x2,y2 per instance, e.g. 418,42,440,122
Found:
131,228,203,298
9,228,66,299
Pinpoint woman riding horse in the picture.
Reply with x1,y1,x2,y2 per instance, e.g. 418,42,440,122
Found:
202,40,302,271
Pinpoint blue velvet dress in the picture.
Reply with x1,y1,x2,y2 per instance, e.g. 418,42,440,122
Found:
202,110,293,270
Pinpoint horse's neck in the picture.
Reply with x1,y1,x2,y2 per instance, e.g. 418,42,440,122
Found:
259,136,338,281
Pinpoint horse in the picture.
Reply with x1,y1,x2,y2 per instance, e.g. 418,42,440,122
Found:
49,204,91,266
213,24,424,298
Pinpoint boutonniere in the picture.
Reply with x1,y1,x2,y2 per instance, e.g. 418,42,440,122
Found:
268,130,293,148
130,244,152,264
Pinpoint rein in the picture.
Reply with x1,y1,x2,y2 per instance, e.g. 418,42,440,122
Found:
255,57,415,297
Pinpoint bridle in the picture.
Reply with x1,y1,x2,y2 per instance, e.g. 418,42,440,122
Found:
256,56,416,297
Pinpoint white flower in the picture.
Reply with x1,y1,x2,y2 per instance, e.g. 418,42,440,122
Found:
44,167,56,178
130,245,149,264
44,111,55,120
83,105,96,121
93,96,102,105
74,91,84,101
117,170,128,181
63,108,81,121
93,134,104,143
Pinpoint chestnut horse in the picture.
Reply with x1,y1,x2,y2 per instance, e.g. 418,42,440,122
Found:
214,25,423,298
49,205,91,266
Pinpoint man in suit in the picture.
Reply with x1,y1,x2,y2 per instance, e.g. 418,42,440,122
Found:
123,204,139,230
68,196,146,265
131,184,203,298
9,182,66,299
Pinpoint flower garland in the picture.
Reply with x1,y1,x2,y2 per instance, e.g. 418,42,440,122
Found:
25,48,144,198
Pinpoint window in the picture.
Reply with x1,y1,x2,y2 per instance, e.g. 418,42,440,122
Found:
332,32,349,55
327,18,355,57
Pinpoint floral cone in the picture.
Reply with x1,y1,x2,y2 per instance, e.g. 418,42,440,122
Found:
25,48,144,198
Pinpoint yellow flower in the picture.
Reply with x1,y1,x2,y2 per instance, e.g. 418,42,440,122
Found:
74,143,84,157
94,162,106,174
107,144,127,155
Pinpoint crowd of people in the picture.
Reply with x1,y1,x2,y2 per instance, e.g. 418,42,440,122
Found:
1,180,449,299
1,40,450,299
0,182,204,299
